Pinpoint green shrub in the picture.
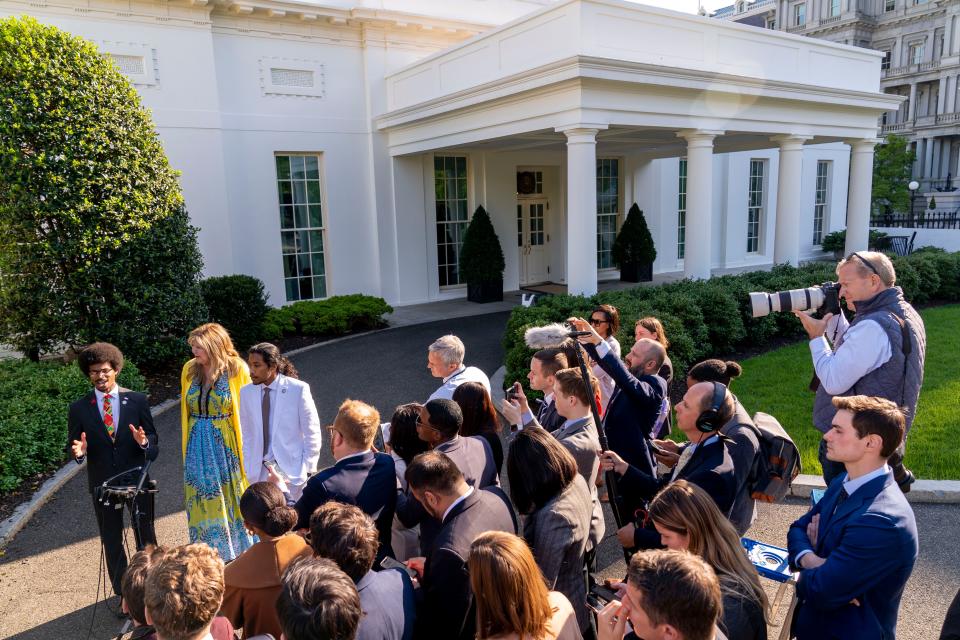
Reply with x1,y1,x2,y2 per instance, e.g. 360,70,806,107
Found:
459,206,505,283
263,295,392,340
0,17,205,364
612,204,657,266
0,359,146,493
502,253,960,400
200,275,271,350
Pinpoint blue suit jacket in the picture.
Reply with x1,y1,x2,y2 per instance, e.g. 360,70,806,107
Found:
295,451,397,560
355,568,416,640
787,472,918,640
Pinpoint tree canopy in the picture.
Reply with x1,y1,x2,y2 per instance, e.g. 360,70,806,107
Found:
0,16,205,363
872,134,917,215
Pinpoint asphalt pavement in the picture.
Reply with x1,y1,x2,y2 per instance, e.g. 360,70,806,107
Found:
0,311,957,639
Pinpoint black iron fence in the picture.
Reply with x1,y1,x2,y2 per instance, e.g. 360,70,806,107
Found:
872,210,960,229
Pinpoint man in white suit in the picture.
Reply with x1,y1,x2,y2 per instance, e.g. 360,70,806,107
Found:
240,342,322,500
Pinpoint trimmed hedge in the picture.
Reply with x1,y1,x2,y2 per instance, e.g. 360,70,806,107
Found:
503,252,960,395
263,294,393,340
0,359,146,493
200,275,271,350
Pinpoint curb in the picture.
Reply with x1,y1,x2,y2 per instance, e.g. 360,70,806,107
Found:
0,398,180,549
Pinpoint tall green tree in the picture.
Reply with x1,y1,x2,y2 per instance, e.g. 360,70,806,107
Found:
0,17,206,363
872,134,917,215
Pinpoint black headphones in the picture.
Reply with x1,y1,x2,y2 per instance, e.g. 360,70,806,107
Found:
695,382,728,433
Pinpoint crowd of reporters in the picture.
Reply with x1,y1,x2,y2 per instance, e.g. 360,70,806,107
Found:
106,250,960,640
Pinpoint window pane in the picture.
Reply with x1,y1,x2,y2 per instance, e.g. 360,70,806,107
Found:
293,181,307,205
307,181,321,203
309,204,322,228
280,206,295,229
304,156,319,180
285,278,299,302
295,205,309,229
299,277,313,300
283,254,297,278
290,156,306,179
309,230,324,252
434,156,469,286
276,156,291,180
313,276,326,299
311,252,325,276
278,181,293,205
282,231,296,254
298,253,313,277
295,230,308,253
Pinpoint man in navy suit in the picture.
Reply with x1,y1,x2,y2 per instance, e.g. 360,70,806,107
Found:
294,399,396,561
788,395,918,640
403,451,517,640
501,347,569,432
67,342,157,598
309,501,415,640
570,317,667,482
600,382,738,551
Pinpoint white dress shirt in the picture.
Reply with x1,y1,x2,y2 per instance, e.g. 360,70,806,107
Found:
592,336,621,410
809,311,892,395
442,486,475,523
428,365,491,401
520,392,554,427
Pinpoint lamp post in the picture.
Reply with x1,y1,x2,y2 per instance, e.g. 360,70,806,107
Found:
908,180,919,225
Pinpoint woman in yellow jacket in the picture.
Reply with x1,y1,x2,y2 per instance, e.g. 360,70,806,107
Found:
180,322,254,561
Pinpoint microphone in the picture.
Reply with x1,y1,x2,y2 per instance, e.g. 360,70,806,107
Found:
135,459,153,495
524,323,592,349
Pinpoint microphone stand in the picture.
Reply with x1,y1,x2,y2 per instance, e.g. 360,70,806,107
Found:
570,341,629,546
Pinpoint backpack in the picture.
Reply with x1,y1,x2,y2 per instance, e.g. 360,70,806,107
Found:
746,411,801,503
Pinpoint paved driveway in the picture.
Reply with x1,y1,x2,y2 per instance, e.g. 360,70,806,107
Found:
0,310,956,639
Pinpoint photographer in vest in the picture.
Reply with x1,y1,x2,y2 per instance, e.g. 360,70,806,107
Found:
793,251,925,491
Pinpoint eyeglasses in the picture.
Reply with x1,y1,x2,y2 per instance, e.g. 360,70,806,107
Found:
589,318,609,326
88,367,114,377
851,252,881,278
415,413,440,431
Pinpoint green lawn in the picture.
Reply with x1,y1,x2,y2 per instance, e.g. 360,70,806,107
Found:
733,304,960,480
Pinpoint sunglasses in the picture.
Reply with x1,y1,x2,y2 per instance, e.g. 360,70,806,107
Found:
589,317,610,326
851,252,881,278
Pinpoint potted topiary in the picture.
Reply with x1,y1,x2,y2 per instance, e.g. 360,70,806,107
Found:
460,206,505,303
821,230,846,259
612,203,656,282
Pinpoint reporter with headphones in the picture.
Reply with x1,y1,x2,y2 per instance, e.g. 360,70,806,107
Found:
599,382,737,551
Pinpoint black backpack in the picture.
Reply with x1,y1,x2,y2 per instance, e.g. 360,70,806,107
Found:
745,411,801,503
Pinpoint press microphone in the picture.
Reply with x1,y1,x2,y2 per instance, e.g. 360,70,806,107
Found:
135,459,153,495
524,323,593,349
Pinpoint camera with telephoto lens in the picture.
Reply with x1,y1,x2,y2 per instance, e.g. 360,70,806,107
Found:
748,282,841,318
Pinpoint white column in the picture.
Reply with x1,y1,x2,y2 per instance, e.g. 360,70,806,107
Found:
677,129,723,280
924,137,935,178
772,135,811,265
560,126,603,296
908,83,917,121
844,139,880,256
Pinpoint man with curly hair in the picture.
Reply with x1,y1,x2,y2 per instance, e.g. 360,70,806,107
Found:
68,341,158,600
144,544,225,640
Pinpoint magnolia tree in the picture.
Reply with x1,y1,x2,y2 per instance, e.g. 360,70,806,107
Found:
0,17,205,363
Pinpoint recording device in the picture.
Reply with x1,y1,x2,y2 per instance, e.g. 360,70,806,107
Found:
648,440,670,456
524,323,592,349
380,555,418,579
586,584,620,615
373,423,387,452
504,382,522,402
748,282,841,318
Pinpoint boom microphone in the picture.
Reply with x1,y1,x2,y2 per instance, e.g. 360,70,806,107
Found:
524,323,592,349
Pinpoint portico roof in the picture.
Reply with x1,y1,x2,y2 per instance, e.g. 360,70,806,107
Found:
375,0,903,155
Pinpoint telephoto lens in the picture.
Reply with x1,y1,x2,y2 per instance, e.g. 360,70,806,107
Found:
749,286,826,318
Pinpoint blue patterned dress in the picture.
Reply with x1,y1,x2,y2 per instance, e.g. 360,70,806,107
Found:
184,374,254,560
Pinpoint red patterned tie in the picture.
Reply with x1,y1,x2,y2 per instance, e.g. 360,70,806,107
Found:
103,394,115,441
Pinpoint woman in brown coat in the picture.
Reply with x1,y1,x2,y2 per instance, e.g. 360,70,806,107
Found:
221,482,312,639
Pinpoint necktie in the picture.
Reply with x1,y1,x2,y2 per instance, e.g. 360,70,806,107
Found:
262,387,272,459
103,394,115,441
833,486,849,515
672,444,696,480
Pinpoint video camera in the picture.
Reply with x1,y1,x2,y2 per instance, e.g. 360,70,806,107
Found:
749,282,841,318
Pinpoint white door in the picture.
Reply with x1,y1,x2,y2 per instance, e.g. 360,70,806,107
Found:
517,199,549,285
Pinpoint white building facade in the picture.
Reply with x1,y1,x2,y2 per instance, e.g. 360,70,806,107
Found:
1,0,898,304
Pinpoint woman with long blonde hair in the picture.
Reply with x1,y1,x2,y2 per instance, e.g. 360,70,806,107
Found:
648,480,768,640
468,531,582,640
180,322,254,560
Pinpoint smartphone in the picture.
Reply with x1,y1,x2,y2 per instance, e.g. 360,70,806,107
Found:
586,594,607,615
590,584,619,603
373,423,387,452
380,555,417,579
648,440,669,456
263,459,290,482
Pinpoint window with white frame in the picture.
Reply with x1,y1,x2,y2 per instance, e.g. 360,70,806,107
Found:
746,160,765,254
793,3,806,26
909,41,924,64
766,16,777,29
813,161,831,245
678,158,687,260
829,0,840,16
597,158,620,270
881,50,891,70
884,0,895,10
434,156,469,287
276,154,327,301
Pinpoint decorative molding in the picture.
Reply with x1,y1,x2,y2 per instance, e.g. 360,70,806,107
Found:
98,39,159,87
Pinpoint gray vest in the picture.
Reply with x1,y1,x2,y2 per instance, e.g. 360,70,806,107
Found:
813,287,925,434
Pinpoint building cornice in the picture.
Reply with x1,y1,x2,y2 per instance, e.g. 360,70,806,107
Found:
377,54,903,130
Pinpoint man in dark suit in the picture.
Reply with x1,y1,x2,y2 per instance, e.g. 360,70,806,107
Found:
600,382,737,551
788,395,918,640
395,399,497,554
67,342,157,598
294,399,396,561
403,451,517,640
570,318,667,480
309,501,416,640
